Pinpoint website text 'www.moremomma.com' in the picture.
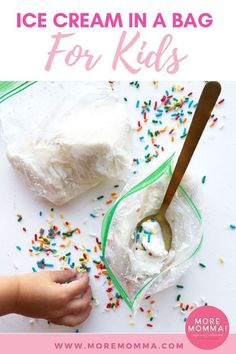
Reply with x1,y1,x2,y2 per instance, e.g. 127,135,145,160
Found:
54,341,184,350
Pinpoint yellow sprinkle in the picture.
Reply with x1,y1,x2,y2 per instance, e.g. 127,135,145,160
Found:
59,213,64,219
66,240,72,247
153,81,158,88
50,212,54,219
219,257,225,264
129,320,136,326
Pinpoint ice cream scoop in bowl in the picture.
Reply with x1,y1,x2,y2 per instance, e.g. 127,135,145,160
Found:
136,81,221,252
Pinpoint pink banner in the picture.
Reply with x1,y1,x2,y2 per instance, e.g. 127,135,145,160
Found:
0,333,235,354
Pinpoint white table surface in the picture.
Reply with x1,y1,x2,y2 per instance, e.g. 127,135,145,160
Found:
0,81,235,333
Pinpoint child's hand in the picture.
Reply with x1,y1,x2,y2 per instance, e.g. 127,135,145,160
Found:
14,270,92,327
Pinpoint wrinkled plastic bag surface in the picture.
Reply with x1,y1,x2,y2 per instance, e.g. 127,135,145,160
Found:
101,155,203,312
0,82,132,205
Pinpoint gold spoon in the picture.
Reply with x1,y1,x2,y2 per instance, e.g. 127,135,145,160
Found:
136,81,221,251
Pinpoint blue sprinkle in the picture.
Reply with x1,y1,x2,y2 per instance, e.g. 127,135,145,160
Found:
39,211,43,217
188,100,193,108
16,245,21,251
144,145,149,150
32,267,37,272
90,213,97,218
32,246,40,251
136,100,140,108
230,224,236,229
45,263,54,268
139,136,144,140
156,113,162,117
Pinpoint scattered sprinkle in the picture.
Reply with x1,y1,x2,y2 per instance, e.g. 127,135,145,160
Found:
218,257,224,264
176,294,181,302
199,263,206,268
16,214,23,222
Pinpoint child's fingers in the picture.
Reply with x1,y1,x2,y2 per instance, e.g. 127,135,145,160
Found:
62,273,89,299
50,306,92,327
49,269,77,284
63,287,92,315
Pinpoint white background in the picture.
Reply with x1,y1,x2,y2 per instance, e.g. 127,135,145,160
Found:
0,81,235,333
0,0,235,80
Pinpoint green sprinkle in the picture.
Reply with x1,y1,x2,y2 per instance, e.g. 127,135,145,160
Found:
32,267,37,272
202,176,206,184
180,133,187,139
176,285,184,289
62,231,74,237
97,195,104,200
114,184,119,188
229,224,236,229
199,263,206,268
16,245,21,251
176,294,181,301
17,214,23,222
124,97,127,102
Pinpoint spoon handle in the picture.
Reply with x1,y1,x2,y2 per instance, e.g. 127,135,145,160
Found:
159,81,221,216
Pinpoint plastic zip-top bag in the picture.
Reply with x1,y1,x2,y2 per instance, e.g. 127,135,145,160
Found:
101,155,203,312
0,81,132,205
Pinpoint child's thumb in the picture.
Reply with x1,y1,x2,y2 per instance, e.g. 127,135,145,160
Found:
50,269,77,284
